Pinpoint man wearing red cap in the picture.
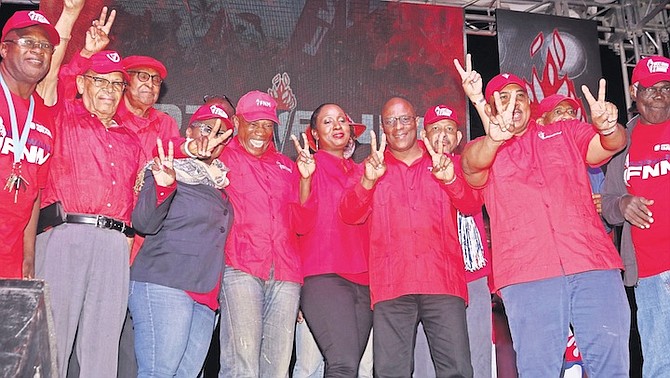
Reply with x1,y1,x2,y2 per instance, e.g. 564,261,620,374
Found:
0,10,59,279
216,90,302,377
602,55,670,377
455,57,630,376
33,7,142,377
339,97,481,377
413,104,493,378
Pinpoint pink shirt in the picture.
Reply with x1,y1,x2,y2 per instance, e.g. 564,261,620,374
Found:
0,91,54,278
627,120,670,278
298,150,369,281
41,57,142,223
221,138,303,283
477,120,623,291
339,143,481,307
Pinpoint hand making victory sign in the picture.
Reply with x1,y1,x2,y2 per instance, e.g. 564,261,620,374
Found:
291,133,316,179
151,138,175,187
83,6,116,57
185,119,233,159
421,131,455,184
361,130,387,189
581,78,619,132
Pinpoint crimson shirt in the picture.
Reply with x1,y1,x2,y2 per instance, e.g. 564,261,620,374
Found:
0,90,54,278
339,143,481,307
626,120,670,278
298,150,369,283
221,137,303,283
116,103,180,164
477,120,623,291
41,56,142,223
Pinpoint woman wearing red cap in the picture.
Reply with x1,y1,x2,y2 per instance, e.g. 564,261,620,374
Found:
291,103,372,377
128,104,233,377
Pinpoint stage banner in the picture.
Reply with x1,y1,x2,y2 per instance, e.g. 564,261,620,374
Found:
496,9,601,121
42,1,465,158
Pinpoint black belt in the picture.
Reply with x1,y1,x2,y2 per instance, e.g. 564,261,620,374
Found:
65,214,135,237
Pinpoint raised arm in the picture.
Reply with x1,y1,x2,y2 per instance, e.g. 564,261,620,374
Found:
37,0,85,105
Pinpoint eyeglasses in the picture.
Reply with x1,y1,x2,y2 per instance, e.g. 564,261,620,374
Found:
382,115,415,128
4,38,54,53
203,94,236,114
82,75,127,92
192,122,229,139
636,84,670,96
127,70,163,85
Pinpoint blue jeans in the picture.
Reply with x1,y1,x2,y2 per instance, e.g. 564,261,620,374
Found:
293,320,325,378
128,281,216,378
500,269,630,378
635,270,670,378
218,267,301,378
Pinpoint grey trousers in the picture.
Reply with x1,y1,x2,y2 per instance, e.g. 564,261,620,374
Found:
36,223,129,378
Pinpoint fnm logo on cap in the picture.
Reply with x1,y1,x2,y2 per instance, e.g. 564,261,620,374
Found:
210,105,228,118
502,73,511,79
434,106,452,117
646,59,670,74
28,11,49,24
256,99,272,108
106,52,121,63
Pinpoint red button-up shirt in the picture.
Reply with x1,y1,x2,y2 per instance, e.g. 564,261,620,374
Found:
221,138,302,283
477,120,623,291
41,56,142,224
116,103,180,164
0,91,54,278
339,142,481,307
298,150,369,281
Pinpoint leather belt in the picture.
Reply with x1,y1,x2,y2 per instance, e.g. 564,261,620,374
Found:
65,214,135,237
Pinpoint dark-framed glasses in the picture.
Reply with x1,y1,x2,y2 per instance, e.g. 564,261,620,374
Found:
382,115,415,128
82,75,127,92
203,94,236,114
4,38,54,53
127,70,163,85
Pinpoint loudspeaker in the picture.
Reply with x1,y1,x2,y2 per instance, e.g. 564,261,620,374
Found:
0,279,57,377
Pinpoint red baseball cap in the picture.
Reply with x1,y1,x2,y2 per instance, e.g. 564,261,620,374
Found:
82,50,129,81
538,94,580,115
305,113,365,151
236,90,279,123
423,105,459,126
122,55,168,79
632,56,670,87
189,103,234,130
2,10,60,46
485,73,526,101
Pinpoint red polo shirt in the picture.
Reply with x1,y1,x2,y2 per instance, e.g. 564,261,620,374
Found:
476,120,623,291
298,150,369,283
340,142,481,307
0,91,54,278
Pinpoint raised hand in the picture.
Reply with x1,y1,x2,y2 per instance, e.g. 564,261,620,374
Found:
422,131,455,184
83,6,116,56
151,138,175,187
187,119,233,159
484,91,516,143
362,131,387,186
291,133,316,179
582,78,618,132
64,0,85,13
454,54,483,100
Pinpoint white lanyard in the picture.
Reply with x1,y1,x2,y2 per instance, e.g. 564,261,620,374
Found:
0,72,35,165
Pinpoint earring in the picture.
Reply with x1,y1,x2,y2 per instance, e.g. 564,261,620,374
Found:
316,139,319,150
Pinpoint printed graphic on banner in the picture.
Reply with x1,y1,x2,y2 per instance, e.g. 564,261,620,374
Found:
41,0,465,157
496,9,601,121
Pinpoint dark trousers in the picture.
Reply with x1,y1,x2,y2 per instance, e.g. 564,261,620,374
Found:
373,294,473,378
300,274,373,378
